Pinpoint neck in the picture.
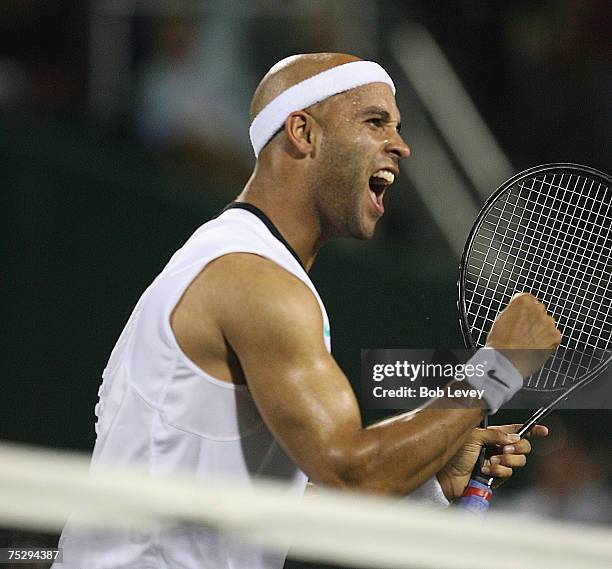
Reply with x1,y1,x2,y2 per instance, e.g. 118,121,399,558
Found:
236,163,325,272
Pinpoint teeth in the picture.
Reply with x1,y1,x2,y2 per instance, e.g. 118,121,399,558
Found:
371,170,395,184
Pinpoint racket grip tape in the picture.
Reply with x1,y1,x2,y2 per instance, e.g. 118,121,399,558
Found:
458,479,492,516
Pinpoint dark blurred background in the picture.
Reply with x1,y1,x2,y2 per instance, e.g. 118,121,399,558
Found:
2,0,611,566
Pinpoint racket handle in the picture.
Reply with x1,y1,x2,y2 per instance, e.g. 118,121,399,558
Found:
458,479,493,517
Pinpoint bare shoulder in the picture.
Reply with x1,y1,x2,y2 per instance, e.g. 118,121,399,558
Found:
171,252,326,383
204,253,313,294
209,254,322,329
185,253,324,341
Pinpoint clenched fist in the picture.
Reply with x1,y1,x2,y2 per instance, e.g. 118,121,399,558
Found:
486,292,562,379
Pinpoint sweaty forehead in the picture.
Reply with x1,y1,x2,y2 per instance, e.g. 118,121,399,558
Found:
315,82,400,120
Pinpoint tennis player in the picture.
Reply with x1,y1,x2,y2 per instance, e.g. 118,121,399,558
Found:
54,53,560,569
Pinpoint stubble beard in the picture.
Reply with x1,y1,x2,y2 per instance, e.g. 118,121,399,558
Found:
311,138,375,241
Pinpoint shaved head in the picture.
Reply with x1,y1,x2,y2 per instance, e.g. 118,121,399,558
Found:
241,52,410,247
249,52,362,121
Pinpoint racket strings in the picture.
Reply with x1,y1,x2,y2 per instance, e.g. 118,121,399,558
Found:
464,171,612,391
535,177,612,388
465,181,535,340
492,175,610,385
529,177,612,351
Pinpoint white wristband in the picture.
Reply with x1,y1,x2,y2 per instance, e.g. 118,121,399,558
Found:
403,476,450,508
465,348,523,414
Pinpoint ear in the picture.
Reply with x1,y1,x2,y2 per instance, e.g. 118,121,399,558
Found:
284,111,320,156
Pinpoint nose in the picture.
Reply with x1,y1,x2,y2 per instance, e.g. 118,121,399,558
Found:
386,131,411,160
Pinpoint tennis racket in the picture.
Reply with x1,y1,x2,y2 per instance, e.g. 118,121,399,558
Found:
456,163,612,515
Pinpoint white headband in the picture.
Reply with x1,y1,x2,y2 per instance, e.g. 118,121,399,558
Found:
249,60,396,157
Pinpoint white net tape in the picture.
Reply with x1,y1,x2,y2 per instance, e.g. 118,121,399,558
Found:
1,442,611,569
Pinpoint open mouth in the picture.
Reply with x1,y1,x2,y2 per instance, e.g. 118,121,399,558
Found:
368,169,396,214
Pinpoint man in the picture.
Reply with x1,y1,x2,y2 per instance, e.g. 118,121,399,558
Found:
55,53,561,568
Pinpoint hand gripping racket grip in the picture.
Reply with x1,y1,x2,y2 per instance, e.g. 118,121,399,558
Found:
457,420,493,517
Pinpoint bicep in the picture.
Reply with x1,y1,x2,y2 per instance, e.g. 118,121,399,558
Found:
242,340,361,484
217,257,363,484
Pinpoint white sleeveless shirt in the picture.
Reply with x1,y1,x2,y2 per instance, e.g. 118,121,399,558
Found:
55,205,332,569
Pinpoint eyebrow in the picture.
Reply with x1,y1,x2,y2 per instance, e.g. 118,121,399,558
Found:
359,106,402,132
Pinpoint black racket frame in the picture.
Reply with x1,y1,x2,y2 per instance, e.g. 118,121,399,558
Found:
457,162,612,484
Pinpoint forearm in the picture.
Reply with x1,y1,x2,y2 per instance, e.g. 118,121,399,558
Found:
334,391,485,495
335,346,524,494
306,348,524,495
